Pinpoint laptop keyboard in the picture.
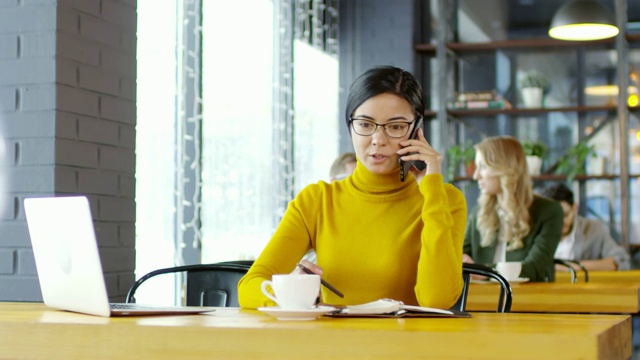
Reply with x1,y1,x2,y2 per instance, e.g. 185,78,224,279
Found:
110,303,159,310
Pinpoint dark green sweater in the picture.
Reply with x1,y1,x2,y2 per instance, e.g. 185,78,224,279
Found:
463,195,563,282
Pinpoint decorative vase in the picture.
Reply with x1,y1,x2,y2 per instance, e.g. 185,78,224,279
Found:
521,87,543,108
465,161,476,177
526,155,543,176
587,156,607,176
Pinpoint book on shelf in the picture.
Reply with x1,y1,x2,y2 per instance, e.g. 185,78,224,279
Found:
449,90,512,110
325,298,470,318
454,90,497,102
448,99,512,110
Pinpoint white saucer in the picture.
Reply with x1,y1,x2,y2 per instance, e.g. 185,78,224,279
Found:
257,306,336,321
471,277,530,284
470,279,493,284
491,277,530,284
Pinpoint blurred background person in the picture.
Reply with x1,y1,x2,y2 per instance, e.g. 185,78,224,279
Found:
540,182,630,271
329,152,357,181
304,152,358,264
463,136,563,282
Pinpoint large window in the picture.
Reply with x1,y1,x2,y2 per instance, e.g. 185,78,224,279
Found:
200,2,340,263
136,1,340,304
292,40,340,194
200,0,276,263
135,0,178,304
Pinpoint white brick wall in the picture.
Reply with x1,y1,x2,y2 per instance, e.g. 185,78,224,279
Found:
78,65,120,95
57,85,100,116
80,14,120,47
0,0,137,302
0,35,18,59
59,0,100,17
0,6,56,33
0,88,17,111
21,33,56,58
57,34,101,65
78,116,120,145
21,84,57,111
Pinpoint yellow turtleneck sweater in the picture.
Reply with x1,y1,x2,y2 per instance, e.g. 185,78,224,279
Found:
238,161,467,309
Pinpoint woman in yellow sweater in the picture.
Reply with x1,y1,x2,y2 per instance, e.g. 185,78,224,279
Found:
238,66,467,309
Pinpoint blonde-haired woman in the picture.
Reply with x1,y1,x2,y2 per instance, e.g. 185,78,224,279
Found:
462,136,563,282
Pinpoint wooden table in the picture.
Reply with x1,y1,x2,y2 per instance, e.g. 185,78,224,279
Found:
468,271,640,313
556,270,640,283
0,302,631,359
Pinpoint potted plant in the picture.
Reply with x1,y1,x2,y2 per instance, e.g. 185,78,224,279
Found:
555,141,597,182
519,70,549,108
522,140,548,176
446,141,476,182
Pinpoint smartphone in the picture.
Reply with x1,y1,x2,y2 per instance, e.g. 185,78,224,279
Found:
399,116,427,182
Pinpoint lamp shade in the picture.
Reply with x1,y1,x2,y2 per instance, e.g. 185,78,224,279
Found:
548,0,619,41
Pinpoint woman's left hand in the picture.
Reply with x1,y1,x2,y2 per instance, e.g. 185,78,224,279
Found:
397,128,443,183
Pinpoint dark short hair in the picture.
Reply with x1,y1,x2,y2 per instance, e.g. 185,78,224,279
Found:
540,182,574,205
344,65,425,133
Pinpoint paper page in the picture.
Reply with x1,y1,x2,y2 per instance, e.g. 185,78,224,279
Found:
341,299,400,315
340,299,453,315
401,304,453,315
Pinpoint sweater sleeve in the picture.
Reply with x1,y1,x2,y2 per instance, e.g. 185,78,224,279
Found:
414,174,466,309
237,185,319,309
519,200,563,281
586,219,631,271
463,206,478,256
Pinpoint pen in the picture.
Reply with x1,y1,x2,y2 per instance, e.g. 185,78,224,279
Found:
297,263,344,298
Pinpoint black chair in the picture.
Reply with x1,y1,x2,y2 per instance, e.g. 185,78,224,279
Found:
125,260,253,307
451,263,513,313
554,258,589,283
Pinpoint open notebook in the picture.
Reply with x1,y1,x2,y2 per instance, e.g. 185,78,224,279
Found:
326,299,470,318
24,196,216,317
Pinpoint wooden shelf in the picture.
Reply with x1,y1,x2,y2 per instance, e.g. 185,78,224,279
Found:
415,34,638,55
446,38,614,52
446,105,616,118
452,174,640,183
414,43,435,55
417,5,639,251
532,174,627,181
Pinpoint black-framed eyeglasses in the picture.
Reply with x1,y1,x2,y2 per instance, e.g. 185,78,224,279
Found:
349,117,418,138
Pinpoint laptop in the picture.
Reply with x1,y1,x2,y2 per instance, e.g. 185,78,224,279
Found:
24,195,217,317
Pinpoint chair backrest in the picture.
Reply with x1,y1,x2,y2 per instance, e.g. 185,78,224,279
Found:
451,263,513,313
126,261,253,307
554,258,589,283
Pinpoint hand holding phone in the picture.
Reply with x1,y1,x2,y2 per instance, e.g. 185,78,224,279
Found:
399,117,427,182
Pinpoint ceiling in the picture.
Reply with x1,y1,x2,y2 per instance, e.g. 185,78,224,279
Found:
509,0,640,34
459,0,640,42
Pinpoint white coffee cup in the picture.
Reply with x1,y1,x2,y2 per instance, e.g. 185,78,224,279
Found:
496,261,522,281
260,274,320,310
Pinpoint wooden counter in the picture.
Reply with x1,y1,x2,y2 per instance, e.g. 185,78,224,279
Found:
468,271,640,314
0,302,631,359
556,270,640,283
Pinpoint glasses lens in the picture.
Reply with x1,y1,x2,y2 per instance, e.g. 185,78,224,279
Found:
385,123,410,138
351,119,376,136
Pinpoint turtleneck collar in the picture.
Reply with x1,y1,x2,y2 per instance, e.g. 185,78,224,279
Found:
348,159,414,196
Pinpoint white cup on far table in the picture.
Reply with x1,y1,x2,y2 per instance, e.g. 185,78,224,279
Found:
260,274,320,310
495,261,522,281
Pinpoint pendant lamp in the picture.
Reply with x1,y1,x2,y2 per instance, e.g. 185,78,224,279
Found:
548,0,619,41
